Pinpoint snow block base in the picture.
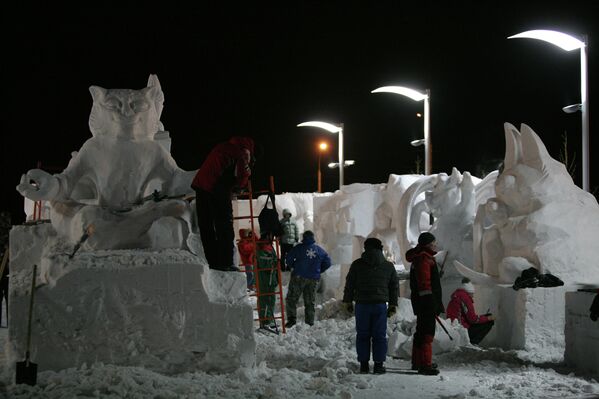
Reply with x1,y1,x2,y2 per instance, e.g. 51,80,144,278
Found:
565,291,599,376
476,285,566,362
7,224,255,374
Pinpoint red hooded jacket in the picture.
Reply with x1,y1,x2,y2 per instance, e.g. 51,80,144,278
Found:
191,136,254,193
407,245,444,315
237,228,256,266
446,288,490,329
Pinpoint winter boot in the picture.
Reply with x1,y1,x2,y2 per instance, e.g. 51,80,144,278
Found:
412,362,437,371
373,362,386,374
418,366,440,375
359,362,369,374
285,319,296,328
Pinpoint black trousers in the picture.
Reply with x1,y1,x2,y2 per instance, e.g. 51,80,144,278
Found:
195,189,234,270
414,310,436,346
0,276,7,326
280,243,294,271
468,321,494,345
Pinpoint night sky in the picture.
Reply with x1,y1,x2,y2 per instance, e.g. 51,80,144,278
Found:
2,2,598,223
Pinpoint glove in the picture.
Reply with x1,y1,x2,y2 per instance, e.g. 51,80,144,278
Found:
342,302,354,315
436,300,445,316
387,305,397,318
418,294,435,315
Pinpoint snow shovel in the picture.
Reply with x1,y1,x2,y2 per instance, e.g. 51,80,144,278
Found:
16,264,38,385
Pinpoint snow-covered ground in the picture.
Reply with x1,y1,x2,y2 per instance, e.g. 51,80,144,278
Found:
2,305,598,399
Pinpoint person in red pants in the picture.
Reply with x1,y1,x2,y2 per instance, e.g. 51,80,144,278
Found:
407,232,444,375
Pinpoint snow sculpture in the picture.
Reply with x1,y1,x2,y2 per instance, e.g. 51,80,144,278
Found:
397,168,492,301
16,75,198,252
458,123,599,287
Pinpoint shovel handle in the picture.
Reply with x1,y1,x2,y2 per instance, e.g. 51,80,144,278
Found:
25,265,37,355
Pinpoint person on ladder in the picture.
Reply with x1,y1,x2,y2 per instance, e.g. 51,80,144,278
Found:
256,231,279,330
191,136,257,271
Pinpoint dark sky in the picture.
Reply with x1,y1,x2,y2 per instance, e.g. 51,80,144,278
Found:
2,2,598,223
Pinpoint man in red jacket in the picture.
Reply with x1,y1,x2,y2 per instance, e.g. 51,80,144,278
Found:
407,232,443,375
192,137,255,271
446,278,495,345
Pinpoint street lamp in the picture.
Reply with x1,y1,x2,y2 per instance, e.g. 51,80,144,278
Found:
508,29,589,192
298,121,345,188
317,142,328,193
371,86,432,175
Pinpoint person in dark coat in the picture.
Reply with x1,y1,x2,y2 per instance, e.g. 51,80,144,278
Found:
0,211,10,328
342,237,399,375
191,136,255,271
285,231,331,327
590,290,599,322
407,232,443,376
446,278,495,344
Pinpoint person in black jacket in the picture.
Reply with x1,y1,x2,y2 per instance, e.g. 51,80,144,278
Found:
407,232,444,376
342,238,399,375
590,290,599,322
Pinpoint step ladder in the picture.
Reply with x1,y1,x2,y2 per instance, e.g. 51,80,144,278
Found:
233,176,286,334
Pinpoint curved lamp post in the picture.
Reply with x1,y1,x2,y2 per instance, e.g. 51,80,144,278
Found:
508,29,589,191
372,86,432,175
298,121,345,188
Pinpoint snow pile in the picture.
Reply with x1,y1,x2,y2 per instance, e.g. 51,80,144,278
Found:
7,223,255,374
4,315,598,398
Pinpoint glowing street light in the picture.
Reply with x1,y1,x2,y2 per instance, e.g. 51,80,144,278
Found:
328,160,355,168
298,121,345,188
508,29,589,192
372,86,432,175
317,141,328,193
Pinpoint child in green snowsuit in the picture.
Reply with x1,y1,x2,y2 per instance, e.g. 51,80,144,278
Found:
257,232,279,328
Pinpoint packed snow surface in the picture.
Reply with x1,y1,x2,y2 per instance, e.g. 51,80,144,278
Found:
2,308,597,399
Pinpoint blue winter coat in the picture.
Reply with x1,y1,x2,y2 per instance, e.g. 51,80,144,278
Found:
285,236,331,280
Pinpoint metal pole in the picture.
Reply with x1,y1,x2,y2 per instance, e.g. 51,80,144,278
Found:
424,90,432,175
581,36,589,192
338,123,344,188
317,152,322,193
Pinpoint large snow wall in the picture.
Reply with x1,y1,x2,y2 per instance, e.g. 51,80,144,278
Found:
6,223,255,375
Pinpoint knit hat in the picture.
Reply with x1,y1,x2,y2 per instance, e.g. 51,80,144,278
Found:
462,277,475,294
283,209,292,217
418,232,436,246
303,230,314,240
364,237,383,251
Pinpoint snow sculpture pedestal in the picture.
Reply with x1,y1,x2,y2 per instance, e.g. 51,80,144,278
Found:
7,224,255,374
476,285,566,362
565,291,599,376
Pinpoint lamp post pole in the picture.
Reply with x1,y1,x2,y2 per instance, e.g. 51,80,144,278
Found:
424,90,431,175
298,121,344,190
581,34,589,192
508,30,589,191
338,123,345,187
371,86,431,174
